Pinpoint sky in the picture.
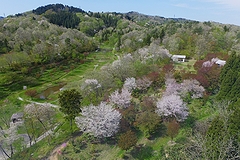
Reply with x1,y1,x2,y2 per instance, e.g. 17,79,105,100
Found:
1,0,240,26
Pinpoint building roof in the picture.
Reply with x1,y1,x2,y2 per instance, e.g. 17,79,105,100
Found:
172,55,186,59
215,60,226,66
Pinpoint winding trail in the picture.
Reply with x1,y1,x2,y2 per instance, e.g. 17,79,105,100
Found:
18,97,59,108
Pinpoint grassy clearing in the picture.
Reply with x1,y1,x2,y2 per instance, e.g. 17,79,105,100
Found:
174,59,196,73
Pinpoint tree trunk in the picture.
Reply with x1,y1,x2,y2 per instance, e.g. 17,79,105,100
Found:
0,144,10,159
37,118,51,144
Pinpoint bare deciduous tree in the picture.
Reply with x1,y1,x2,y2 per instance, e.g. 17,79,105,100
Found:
24,103,56,144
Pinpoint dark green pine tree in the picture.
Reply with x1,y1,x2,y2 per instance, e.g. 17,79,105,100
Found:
228,77,240,102
231,56,240,73
217,69,238,100
206,117,227,159
219,53,236,84
228,99,240,142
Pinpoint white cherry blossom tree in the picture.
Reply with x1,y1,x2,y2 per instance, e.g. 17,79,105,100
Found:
123,77,136,92
180,79,205,99
75,102,122,138
156,94,188,122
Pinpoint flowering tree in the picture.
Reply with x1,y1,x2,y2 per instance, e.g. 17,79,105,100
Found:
24,103,55,131
0,125,20,158
82,79,101,91
180,79,205,98
164,75,205,99
156,94,188,122
109,54,136,81
24,102,56,144
75,102,122,138
123,77,136,92
109,88,132,108
164,77,181,96
81,79,102,98
202,57,219,68
136,76,152,91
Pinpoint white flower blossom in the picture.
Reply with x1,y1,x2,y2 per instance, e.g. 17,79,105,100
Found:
156,94,188,122
136,76,152,90
75,102,121,138
123,77,136,91
109,88,132,108
180,79,205,98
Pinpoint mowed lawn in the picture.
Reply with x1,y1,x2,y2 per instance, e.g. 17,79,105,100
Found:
174,59,197,74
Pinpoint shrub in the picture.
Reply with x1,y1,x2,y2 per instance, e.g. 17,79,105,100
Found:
25,89,37,97
134,111,162,138
118,130,138,150
166,119,180,140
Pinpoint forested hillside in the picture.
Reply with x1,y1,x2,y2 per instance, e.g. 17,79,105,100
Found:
0,4,239,160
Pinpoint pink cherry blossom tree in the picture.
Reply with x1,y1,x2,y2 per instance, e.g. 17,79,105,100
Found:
109,88,132,108
136,76,152,91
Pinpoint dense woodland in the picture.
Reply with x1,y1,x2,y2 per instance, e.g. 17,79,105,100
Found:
0,4,239,160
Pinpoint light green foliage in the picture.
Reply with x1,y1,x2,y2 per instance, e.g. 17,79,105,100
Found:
79,15,104,36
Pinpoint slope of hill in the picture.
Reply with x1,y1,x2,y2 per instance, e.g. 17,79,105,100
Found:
124,11,191,25
0,4,239,160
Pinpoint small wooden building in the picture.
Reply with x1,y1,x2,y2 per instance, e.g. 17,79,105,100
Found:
11,112,23,123
171,55,186,62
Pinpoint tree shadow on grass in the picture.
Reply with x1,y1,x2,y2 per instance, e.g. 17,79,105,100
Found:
130,144,154,160
148,123,167,140
182,115,196,128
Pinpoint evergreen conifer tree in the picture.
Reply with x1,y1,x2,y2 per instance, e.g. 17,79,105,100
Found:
219,53,236,84
228,77,240,101
217,69,238,100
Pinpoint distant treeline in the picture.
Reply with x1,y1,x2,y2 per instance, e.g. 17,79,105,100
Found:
32,4,84,28
32,4,85,15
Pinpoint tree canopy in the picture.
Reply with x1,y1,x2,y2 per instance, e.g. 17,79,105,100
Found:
58,89,83,131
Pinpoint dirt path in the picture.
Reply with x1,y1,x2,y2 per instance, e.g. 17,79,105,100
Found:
48,142,68,160
18,97,59,108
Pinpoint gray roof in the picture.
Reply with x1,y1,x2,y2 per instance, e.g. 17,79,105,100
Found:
11,112,23,120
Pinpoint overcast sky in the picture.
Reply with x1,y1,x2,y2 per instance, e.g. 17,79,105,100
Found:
1,0,240,26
